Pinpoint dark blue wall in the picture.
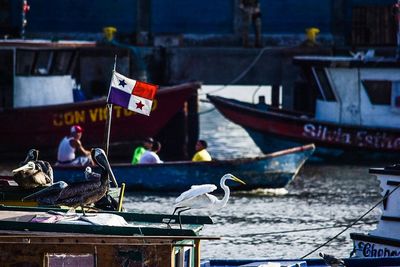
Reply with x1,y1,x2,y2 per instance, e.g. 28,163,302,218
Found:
151,0,234,34
261,0,332,33
9,0,397,36
21,0,137,33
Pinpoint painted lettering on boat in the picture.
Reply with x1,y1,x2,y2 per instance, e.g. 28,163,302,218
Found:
356,241,400,257
52,100,158,126
303,123,400,149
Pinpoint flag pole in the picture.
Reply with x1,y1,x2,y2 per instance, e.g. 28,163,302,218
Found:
102,55,119,189
104,55,117,157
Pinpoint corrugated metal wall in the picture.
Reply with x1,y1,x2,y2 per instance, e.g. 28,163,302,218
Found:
351,6,396,45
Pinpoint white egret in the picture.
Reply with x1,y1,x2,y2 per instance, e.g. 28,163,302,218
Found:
167,173,246,229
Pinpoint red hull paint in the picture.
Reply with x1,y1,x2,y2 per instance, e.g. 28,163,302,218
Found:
1,82,200,155
208,95,400,153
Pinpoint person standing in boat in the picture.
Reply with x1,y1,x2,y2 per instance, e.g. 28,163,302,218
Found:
239,0,262,47
192,140,212,162
393,0,400,59
131,137,154,164
139,140,163,164
56,125,93,166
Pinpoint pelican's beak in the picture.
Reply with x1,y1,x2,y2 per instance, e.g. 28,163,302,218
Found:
232,175,246,185
12,162,34,173
93,148,119,188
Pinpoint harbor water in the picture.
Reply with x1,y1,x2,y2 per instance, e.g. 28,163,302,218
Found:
0,86,385,260
123,86,383,260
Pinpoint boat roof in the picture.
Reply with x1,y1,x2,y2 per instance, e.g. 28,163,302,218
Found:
0,39,96,49
369,165,400,175
293,55,400,68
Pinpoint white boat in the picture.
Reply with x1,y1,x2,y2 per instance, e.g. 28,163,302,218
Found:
209,54,400,161
351,164,400,257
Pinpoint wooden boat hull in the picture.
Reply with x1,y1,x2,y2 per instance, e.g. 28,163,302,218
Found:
0,82,200,158
208,95,400,161
53,144,315,191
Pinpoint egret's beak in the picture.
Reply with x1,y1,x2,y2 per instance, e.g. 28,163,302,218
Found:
12,162,34,173
232,176,246,185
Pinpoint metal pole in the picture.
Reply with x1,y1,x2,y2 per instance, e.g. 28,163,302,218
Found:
103,55,117,156
104,104,113,156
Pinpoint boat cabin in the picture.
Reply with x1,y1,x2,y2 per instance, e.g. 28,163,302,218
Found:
0,40,119,109
293,56,400,129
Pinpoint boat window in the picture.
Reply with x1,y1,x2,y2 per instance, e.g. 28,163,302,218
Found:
34,50,52,75
16,50,35,75
312,67,336,102
362,80,391,105
51,51,75,75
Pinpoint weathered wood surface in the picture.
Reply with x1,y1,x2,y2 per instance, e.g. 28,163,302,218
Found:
0,232,219,267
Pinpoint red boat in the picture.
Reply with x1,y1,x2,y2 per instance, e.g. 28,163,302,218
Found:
1,82,199,157
0,40,200,160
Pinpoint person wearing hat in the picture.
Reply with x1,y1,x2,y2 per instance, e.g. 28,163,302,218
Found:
131,137,154,165
56,125,93,166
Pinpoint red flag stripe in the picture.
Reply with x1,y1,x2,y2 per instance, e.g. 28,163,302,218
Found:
132,81,158,100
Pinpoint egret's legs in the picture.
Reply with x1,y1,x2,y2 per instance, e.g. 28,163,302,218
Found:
165,207,179,228
177,207,191,229
165,207,190,229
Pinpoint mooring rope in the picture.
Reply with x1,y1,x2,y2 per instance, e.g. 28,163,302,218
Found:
300,181,400,259
199,46,269,96
240,221,377,237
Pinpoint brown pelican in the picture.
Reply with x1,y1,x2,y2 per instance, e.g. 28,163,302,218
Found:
12,149,53,188
166,173,246,229
84,166,101,181
22,148,119,215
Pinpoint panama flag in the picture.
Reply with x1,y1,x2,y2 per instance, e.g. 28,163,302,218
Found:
107,71,158,116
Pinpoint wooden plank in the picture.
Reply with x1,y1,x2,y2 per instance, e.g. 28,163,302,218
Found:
0,220,199,236
0,231,220,242
0,205,214,224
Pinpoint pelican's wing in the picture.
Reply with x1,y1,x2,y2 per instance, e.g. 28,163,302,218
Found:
176,184,217,203
22,181,68,201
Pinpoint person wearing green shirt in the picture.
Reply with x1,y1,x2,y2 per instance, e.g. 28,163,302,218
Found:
131,137,153,164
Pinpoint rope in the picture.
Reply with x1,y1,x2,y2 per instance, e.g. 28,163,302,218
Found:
199,46,271,96
300,182,400,259
199,107,216,115
240,221,377,237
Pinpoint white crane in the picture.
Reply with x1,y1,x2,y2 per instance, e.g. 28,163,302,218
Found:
167,173,246,229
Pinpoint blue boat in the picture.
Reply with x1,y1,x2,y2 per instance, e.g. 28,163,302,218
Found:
53,144,315,192
200,257,400,267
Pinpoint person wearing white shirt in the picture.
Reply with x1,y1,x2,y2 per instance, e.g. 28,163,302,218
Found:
139,141,163,164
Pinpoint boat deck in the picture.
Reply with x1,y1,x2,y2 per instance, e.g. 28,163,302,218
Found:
0,206,218,267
